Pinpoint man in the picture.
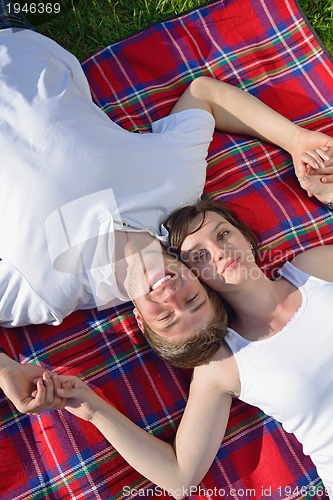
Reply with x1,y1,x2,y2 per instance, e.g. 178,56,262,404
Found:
1,0,333,413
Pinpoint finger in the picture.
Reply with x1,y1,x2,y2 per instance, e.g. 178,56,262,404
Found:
309,150,326,167
32,377,42,392
324,158,333,167
43,371,55,406
296,162,307,178
321,174,333,184
314,148,331,162
301,152,323,169
296,164,309,185
309,163,333,175
51,372,68,409
57,387,76,398
51,372,61,393
32,378,47,408
298,177,311,190
312,165,333,174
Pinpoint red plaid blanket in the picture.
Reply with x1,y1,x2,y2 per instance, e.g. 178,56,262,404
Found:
1,0,333,498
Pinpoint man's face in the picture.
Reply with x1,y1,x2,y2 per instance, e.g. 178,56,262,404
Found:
124,239,215,341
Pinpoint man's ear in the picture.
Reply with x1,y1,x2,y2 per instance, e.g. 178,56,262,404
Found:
133,307,144,332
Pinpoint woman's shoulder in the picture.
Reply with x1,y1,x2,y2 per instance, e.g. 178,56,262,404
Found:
193,341,241,398
291,244,333,282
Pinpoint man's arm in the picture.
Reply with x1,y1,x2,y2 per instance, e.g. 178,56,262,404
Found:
0,350,65,414
171,77,333,179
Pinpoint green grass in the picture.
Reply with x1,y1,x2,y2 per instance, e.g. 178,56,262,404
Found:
27,0,333,61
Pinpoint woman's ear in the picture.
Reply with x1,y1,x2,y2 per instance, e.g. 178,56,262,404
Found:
133,307,144,332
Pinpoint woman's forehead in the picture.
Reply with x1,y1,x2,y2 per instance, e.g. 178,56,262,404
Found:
188,210,227,232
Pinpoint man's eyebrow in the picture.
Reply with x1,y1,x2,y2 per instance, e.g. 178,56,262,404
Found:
162,298,207,331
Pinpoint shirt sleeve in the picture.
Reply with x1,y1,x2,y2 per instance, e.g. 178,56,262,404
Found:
0,259,58,327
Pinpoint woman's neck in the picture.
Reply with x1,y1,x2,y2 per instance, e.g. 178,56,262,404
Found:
224,274,302,341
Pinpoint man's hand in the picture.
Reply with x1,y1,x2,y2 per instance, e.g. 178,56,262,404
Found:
0,354,65,415
304,146,333,184
309,165,333,184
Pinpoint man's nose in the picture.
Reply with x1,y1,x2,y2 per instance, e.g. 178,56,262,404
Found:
160,286,181,306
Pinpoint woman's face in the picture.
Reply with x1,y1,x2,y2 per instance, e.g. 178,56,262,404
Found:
180,211,256,293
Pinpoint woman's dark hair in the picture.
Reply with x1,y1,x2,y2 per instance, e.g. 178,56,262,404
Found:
165,199,259,258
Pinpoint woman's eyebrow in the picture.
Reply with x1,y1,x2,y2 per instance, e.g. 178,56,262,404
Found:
184,221,228,252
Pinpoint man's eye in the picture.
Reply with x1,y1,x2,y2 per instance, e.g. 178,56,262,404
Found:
159,313,171,322
187,294,198,304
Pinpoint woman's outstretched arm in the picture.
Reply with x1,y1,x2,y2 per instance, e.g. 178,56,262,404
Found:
172,77,333,181
40,351,235,498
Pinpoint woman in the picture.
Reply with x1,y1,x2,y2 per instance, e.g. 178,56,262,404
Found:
31,159,333,497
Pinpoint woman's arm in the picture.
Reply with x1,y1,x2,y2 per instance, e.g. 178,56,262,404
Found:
54,352,234,498
171,77,333,178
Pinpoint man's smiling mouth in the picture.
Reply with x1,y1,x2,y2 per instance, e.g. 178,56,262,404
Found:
151,274,173,291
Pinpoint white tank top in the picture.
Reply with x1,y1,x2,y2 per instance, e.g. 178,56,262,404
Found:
225,262,333,496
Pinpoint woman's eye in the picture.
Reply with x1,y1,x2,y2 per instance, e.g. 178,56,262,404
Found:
187,294,198,304
192,250,206,262
217,230,229,240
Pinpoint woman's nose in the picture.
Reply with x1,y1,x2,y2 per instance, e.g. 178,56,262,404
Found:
211,243,226,263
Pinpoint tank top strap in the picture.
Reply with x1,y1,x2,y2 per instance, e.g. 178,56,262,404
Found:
276,261,309,288
224,327,250,353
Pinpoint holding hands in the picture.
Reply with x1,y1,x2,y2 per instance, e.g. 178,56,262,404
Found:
298,146,333,205
0,355,67,415
31,371,101,422
0,354,99,420
291,128,333,205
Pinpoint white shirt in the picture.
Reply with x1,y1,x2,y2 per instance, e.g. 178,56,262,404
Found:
0,29,215,326
225,263,333,497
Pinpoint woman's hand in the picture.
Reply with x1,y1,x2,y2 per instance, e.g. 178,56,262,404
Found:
297,162,333,205
56,375,102,421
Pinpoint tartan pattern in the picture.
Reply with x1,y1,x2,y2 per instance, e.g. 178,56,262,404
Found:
1,0,333,498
